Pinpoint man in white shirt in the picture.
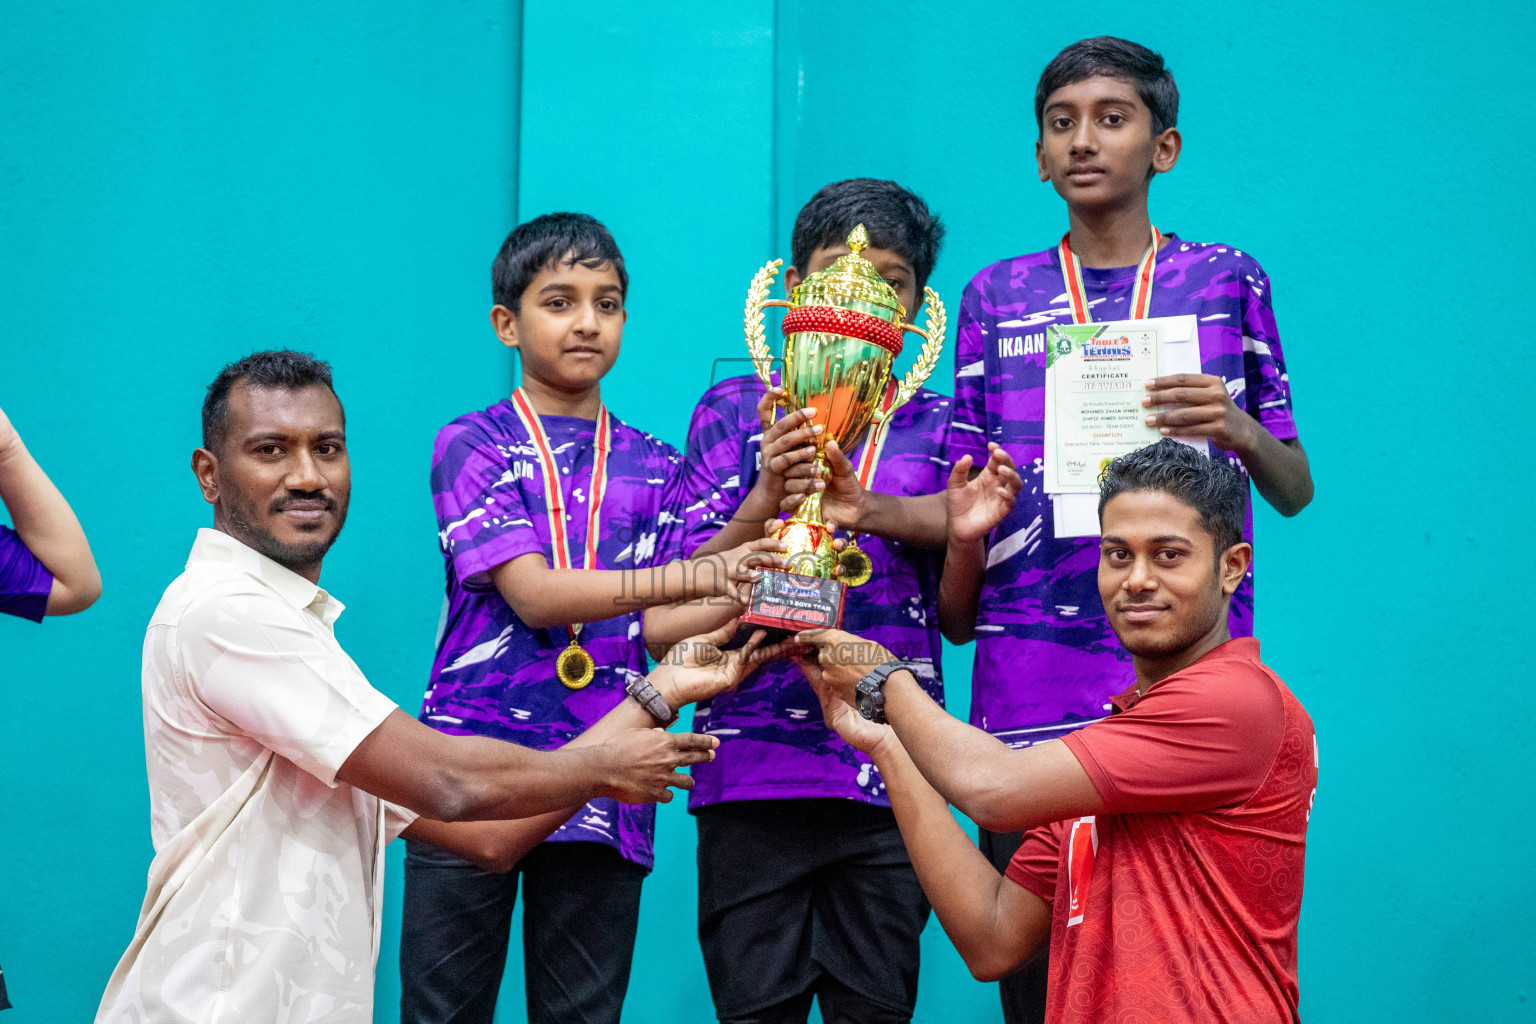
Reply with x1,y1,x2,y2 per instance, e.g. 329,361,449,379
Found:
98,351,773,1023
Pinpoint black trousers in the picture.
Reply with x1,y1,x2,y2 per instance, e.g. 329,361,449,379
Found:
696,799,930,1024
400,839,645,1024
979,828,1049,1024
0,959,10,1011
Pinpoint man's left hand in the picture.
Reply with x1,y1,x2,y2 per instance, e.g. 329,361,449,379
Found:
1143,374,1257,453
804,665,894,756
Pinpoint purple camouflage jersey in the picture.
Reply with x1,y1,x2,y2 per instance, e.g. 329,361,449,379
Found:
0,525,52,622
421,400,683,869
679,374,951,808
951,235,1299,747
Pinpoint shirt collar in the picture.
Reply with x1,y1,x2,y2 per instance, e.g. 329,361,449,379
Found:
1111,636,1261,712
188,527,345,625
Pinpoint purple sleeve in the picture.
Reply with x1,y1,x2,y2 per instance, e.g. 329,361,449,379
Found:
1240,258,1298,442
649,442,689,567
950,277,990,465
431,420,544,590
678,383,759,557
0,525,53,622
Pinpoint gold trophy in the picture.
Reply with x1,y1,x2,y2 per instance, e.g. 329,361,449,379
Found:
739,224,945,632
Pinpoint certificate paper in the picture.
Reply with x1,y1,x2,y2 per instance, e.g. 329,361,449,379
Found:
1043,322,1161,493
1046,314,1206,537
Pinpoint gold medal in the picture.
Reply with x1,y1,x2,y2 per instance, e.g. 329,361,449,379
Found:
556,638,595,690
837,542,873,587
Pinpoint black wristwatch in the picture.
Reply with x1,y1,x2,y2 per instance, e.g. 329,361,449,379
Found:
626,675,678,727
855,660,906,724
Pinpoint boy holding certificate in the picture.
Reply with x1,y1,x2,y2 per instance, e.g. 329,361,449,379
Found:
943,36,1314,1022
777,37,1314,1024
400,213,786,1024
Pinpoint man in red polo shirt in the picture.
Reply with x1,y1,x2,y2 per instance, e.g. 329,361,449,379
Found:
793,438,1317,1023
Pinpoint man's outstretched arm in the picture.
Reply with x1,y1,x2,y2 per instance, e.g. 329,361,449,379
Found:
362,620,777,868
793,630,1103,833
803,670,1052,980
399,696,659,871
337,709,704,823
0,404,102,615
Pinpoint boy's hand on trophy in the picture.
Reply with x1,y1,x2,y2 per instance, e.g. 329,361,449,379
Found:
717,535,789,604
780,439,865,528
1142,373,1257,452
757,393,822,507
946,444,1022,545
648,617,783,708
755,386,788,430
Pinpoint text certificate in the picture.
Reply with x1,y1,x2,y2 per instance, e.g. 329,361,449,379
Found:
1044,321,1162,493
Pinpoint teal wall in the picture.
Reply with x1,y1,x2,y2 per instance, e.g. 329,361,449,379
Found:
1,1,1530,1021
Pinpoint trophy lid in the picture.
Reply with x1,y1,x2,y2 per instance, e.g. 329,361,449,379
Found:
788,224,906,325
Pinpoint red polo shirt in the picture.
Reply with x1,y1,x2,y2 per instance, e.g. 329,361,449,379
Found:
1007,637,1318,1024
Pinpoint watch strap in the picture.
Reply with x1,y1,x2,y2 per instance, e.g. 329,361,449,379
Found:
855,659,905,723
626,675,677,727
864,660,906,687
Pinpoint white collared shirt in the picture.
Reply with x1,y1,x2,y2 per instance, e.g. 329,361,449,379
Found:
97,528,416,1023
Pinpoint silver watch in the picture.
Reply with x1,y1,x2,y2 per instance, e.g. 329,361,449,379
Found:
626,675,677,727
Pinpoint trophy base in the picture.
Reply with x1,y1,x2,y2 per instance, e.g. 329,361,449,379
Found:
740,568,845,633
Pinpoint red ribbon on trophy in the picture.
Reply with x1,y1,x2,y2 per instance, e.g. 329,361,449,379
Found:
837,380,897,588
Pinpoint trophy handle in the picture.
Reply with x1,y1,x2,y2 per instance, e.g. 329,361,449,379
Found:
889,286,947,414
744,259,787,390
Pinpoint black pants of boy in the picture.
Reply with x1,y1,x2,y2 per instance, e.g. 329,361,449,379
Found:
696,798,930,1024
979,828,1050,1024
400,838,644,1024
0,959,10,1011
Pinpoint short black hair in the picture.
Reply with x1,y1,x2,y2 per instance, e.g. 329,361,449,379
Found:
791,179,945,297
1098,439,1246,555
202,349,338,452
491,212,627,313
1035,37,1178,137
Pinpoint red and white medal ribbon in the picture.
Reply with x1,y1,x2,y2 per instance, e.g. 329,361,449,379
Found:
837,381,897,586
1058,226,1162,324
853,381,898,490
510,388,610,643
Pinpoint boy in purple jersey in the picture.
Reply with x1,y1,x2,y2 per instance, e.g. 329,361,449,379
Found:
937,37,1316,1024
648,180,1016,1024
400,214,787,1024
0,400,102,1012
773,40,1315,1024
